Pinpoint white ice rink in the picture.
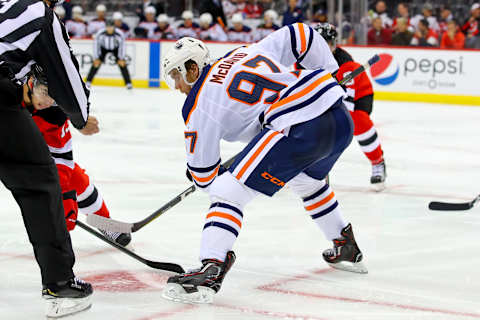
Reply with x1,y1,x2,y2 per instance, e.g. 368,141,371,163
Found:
1,86,479,320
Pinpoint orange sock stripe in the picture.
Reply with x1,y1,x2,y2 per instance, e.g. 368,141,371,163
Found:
266,73,331,115
236,131,280,180
206,211,242,228
305,191,335,211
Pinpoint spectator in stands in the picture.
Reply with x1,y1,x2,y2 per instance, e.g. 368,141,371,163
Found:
254,9,279,41
65,6,87,38
371,1,392,28
198,12,228,41
391,17,413,46
411,19,438,47
392,2,414,33
227,13,253,42
135,6,158,38
136,0,164,22
87,4,107,36
438,5,453,35
113,12,130,37
462,3,480,48
440,20,465,49
367,16,392,45
309,9,327,27
244,0,263,19
411,3,439,33
200,0,227,27
282,0,303,26
222,0,238,19
150,14,175,40
54,5,66,23
175,10,200,39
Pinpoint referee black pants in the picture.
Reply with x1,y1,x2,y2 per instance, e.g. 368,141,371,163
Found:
0,105,75,285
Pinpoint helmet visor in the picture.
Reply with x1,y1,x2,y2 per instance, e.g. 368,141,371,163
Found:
32,82,55,109
164,67,183,90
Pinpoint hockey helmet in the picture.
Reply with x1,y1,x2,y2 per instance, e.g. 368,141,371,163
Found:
48,0,65,8
199,13,213,26
264,10,278,21
31,64,48,87
162,37,211,89
54,5,65,18
113,12,123,21
314,23,338,45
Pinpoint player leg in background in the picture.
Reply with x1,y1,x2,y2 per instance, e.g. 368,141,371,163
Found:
70,163,131,246
85,48,107,88
0,106,92,317
350,99,386,191
163,101,367,303
117,57,132,90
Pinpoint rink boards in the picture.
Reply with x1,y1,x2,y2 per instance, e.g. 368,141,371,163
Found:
70,39,480,106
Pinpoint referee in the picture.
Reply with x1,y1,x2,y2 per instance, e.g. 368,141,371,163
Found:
0,0,98,317
86,19,133,89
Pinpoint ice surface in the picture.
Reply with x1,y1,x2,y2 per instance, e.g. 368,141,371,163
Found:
1,86,479,319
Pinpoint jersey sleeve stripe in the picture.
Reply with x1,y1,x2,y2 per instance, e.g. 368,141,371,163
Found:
189,164,220,183
287,24,299,60
266,84,339,124
188,159,221,173
265,73,332,116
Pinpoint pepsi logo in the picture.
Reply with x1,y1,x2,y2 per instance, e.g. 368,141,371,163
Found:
370,53,399,85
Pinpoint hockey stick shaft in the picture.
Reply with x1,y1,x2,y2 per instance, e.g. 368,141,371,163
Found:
336,54,380,85
76,220,185,273
428,194,480,211
87,155,238,233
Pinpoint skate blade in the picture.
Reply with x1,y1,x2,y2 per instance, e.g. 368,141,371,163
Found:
45,296,92,318
371,182,385,192
162,283,215,304
327,261,368,274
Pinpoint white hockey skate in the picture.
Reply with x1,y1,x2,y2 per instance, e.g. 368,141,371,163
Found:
370,160,386,192
43,277,93,318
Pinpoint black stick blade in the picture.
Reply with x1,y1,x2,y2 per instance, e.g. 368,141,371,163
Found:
145,260,185,273
428,201,472,211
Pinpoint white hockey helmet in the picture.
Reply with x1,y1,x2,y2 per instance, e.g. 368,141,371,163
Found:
162,37,211,89
96,4,107,12
264,9,278,21
157,13,168,23
72,5,83,14
54,5,65,18
145,6,156,15
113,11,123,20
182,10,194,20
231,13,243,24
199,12,213,26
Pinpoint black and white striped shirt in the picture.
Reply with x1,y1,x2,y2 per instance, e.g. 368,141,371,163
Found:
93,28,125,60
0,0,89,129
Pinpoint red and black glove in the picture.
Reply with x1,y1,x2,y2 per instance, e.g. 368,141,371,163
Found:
63,190,78,231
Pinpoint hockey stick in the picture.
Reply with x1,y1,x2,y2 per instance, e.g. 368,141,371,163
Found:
428,194,480,211
76,220,185,273
87,55,381,234
86,155,239,234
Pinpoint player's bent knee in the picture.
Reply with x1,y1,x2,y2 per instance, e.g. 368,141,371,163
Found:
209,172,258,209
350,110,373,135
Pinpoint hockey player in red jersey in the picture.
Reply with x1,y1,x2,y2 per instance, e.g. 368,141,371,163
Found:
315,23,387,190
23,65,132,246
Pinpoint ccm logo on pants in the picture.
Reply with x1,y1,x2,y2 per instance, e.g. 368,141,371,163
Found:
261,172,285,187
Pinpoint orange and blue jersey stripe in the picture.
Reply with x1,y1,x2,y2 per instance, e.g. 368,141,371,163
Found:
187,159,221,189
204,202,243,237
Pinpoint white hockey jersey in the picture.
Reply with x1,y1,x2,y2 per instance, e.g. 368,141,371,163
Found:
65,20,87,38
181,23,344,189
197,24,228,42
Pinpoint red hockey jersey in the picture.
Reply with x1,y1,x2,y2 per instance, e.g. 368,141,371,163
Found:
333,47,373,112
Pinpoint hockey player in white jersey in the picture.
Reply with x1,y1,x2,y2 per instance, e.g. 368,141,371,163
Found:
161,23,367,304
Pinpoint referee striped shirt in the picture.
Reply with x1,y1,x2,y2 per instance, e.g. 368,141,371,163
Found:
93,28,126,60
0,0,89,129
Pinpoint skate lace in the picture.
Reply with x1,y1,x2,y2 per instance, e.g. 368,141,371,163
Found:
372,162,385,177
